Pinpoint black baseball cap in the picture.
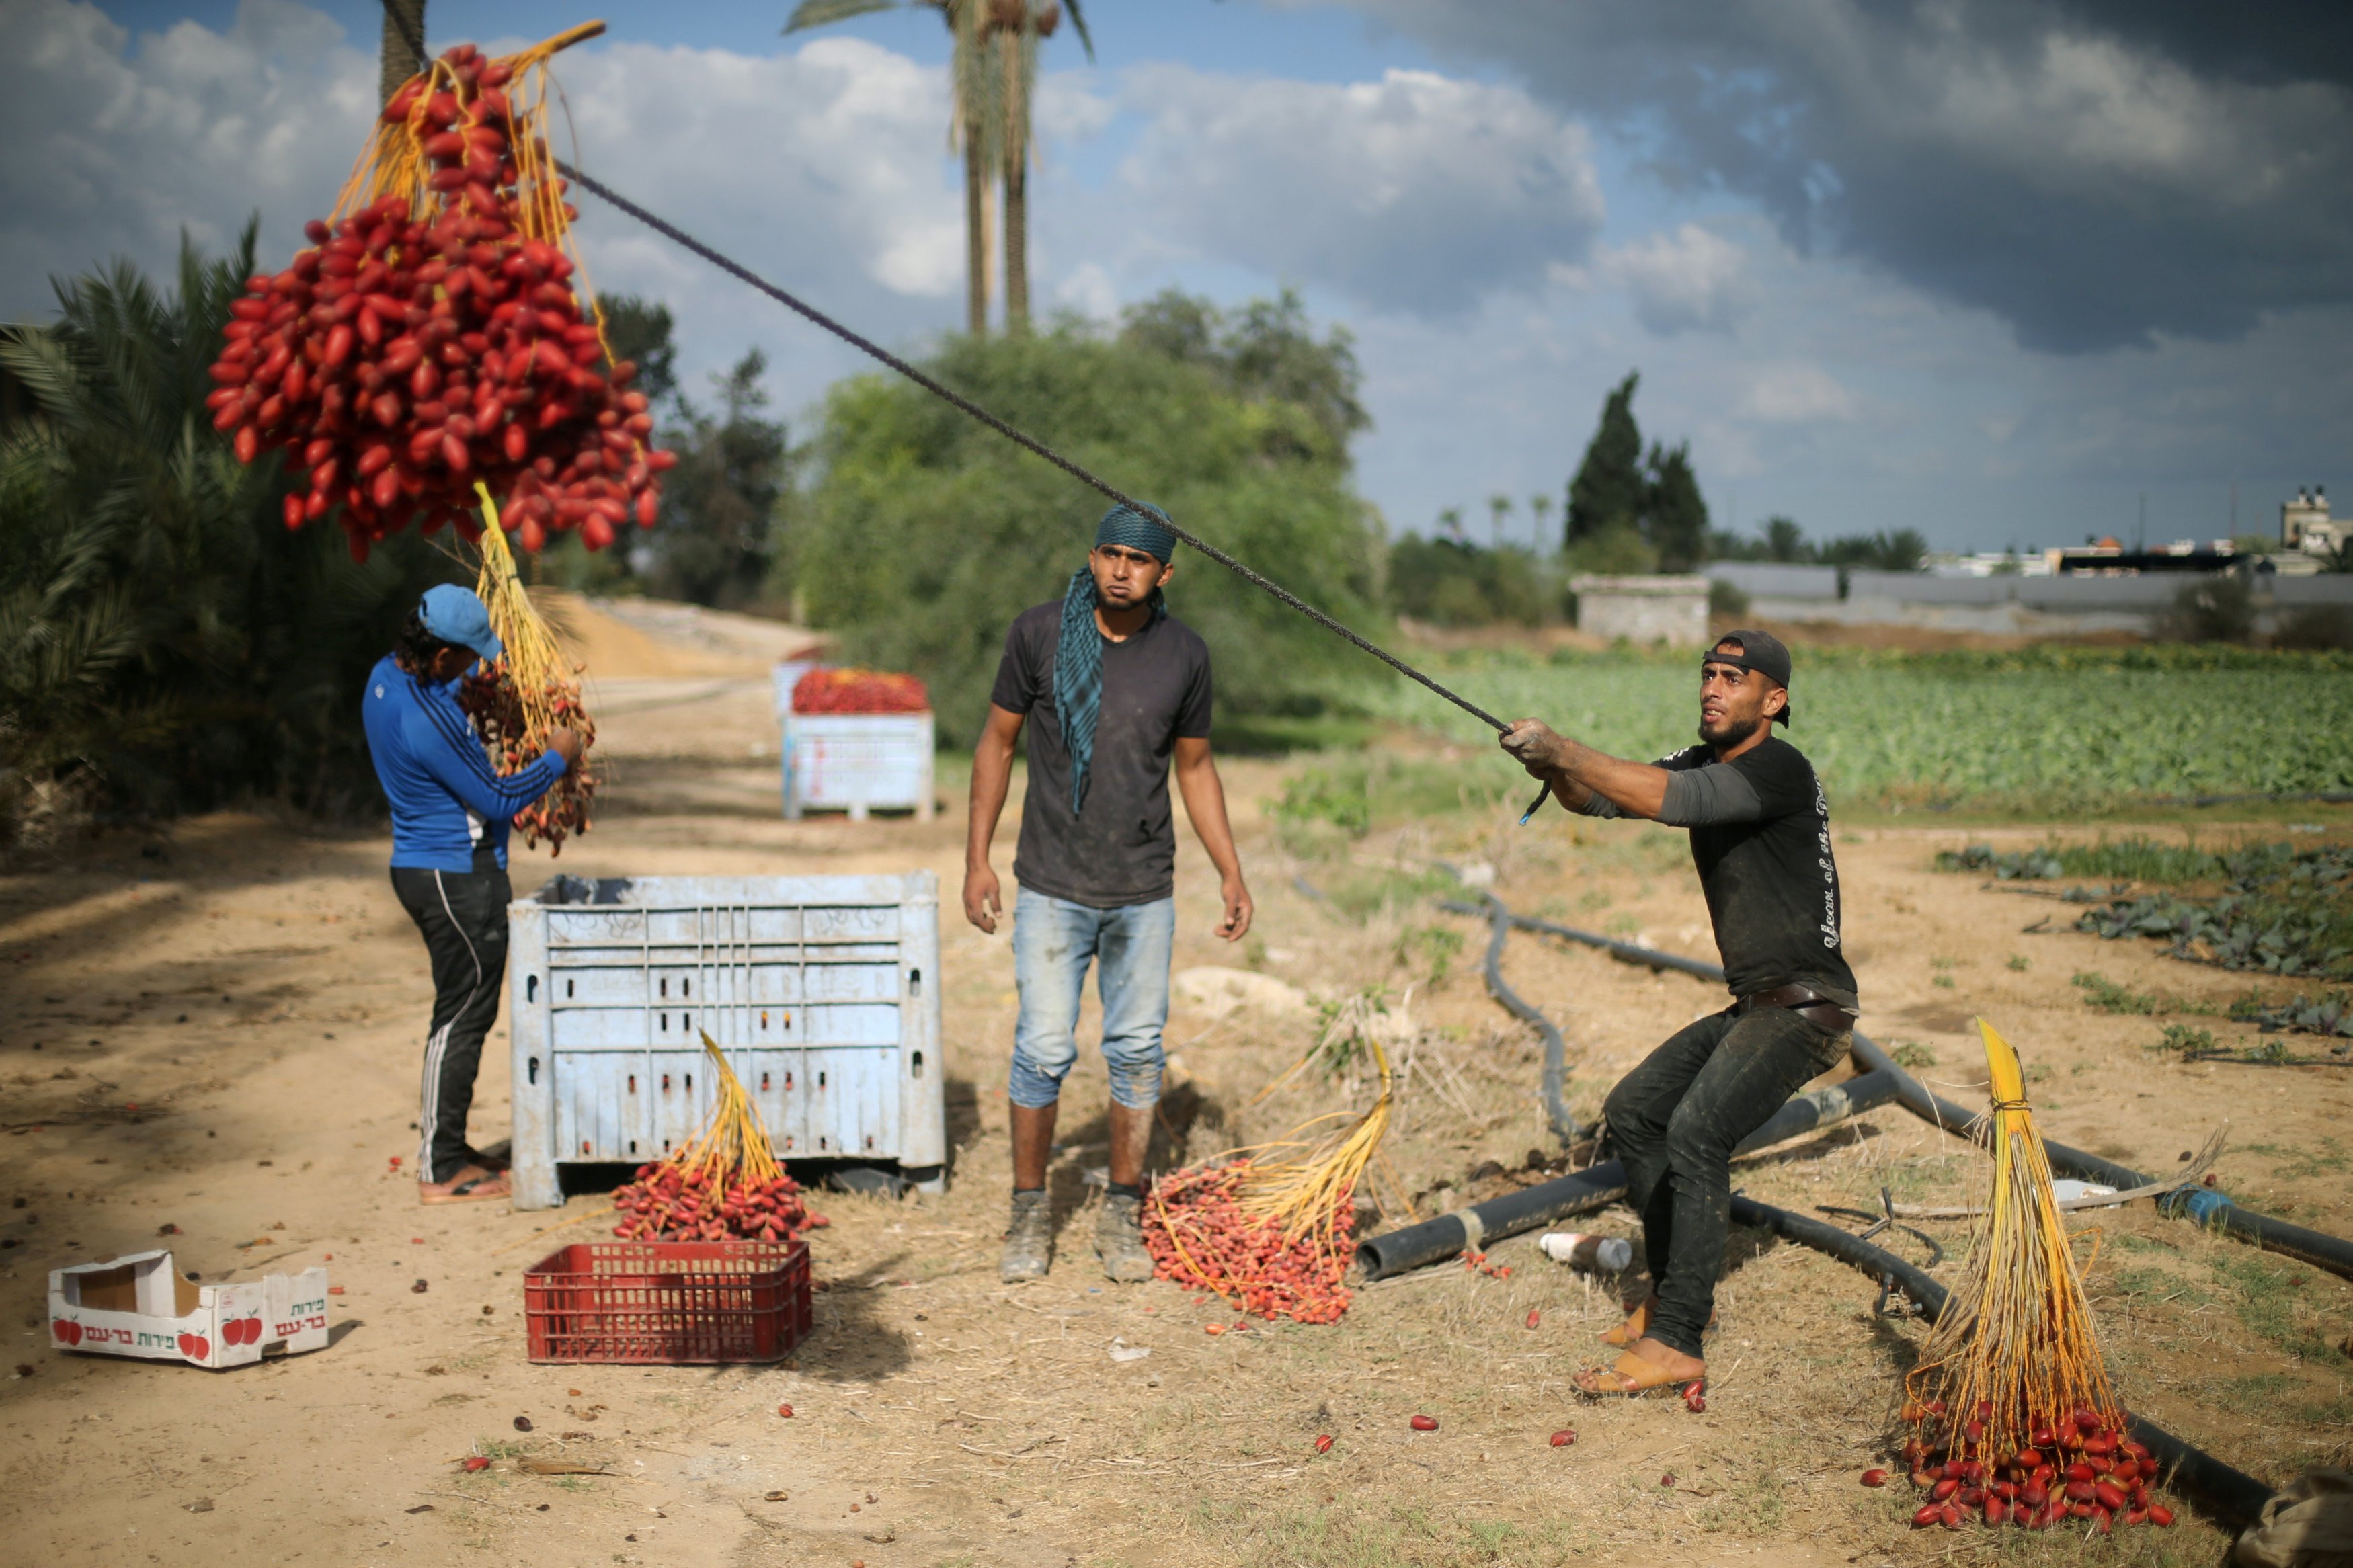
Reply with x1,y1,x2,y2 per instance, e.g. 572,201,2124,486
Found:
1702,629,1794,725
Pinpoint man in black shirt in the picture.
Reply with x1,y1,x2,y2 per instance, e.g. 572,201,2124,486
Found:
966,503,1254,1284
1500,630,1858,1396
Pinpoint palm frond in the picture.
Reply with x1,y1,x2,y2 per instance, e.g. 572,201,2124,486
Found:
1063,0,1094,60
783,0,906,33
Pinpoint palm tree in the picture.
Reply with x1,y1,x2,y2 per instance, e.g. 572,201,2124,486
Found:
0,228,451,831
1437,507,1464,542
786,1,1010,337
1529,493,1555,551
378,0,428,104
983,0,1091,332
1488,493,1513,550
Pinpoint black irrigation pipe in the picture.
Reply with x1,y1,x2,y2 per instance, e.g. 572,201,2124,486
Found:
1466,892,1582,1147
1846,1030,2353,1285
1730,1194,2277,1531
1466,897,2353,1284
1355,1069,1901,1279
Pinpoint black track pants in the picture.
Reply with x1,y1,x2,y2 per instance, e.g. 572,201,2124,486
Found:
391,852,511,1184
1602,1005,1849,1358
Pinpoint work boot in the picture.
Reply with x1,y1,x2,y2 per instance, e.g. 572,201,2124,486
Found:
1000,1190,1053,1282
1094,1192,1155,1284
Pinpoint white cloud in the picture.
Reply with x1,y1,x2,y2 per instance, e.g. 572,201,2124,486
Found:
0,0,374,315
1597,223,1753,335
1737,365,1858,423
1052,260,1120,323
1109,65,1605,315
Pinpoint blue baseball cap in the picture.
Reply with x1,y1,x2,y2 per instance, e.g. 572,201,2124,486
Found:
418,584,502,663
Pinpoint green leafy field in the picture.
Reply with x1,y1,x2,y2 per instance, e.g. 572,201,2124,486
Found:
1345,645,2353,810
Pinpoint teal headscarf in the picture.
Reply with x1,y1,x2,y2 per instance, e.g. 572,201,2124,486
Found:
1053,503,1175,813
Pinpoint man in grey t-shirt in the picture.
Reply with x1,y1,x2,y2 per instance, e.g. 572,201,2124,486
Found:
965,503,1254,1284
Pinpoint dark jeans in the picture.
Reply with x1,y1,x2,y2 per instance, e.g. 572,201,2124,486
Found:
391,851,511,1184
1602,1005,1849,1358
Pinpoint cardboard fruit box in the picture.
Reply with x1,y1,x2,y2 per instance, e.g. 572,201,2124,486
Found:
49,1249,329,1370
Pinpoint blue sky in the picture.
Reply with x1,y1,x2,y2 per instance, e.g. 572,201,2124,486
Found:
10,0,2351,554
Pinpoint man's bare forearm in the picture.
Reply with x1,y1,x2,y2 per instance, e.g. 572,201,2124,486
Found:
967,730,1015,868
1173,752,1242,882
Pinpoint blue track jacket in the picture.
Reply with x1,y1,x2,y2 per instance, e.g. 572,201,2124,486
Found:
362,654,567,872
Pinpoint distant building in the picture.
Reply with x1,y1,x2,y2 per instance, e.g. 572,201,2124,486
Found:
1926,551,2051,578
2283,487,2339,556
1571,575,1710,647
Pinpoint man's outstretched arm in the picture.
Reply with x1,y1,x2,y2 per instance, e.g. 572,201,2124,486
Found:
1499,720,1672,821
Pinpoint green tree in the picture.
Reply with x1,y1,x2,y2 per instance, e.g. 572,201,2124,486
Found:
1386,537,1550,627
1488,493,1513,549
1528,492,1555,550
1566,371,1643,544
1766,515,1806,562
1642,440,1708,572
1120,288,1367,462
643,349,789,609
790,299,1384,743
1,230,458,837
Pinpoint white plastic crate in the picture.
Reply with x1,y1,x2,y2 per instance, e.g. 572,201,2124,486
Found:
781,712,934,821
507,874,946,1210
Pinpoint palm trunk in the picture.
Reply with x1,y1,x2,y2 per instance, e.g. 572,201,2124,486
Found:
379,0,426,104
1000,28,1029,334
963,124,992,337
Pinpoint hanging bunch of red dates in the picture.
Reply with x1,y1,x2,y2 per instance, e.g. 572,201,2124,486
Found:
203,26,673,561
456,659,598,854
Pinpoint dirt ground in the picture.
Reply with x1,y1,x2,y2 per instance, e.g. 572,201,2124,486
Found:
3,608,2349,1567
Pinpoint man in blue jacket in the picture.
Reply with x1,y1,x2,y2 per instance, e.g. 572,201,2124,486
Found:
363,585,579,1204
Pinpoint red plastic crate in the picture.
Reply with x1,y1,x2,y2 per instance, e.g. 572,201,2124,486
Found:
522,1240,812,1364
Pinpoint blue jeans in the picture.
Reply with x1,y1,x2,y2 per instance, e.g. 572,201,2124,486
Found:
1008,886,1174,1111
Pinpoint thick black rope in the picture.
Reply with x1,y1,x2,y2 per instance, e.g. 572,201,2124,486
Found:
380,5,1511,734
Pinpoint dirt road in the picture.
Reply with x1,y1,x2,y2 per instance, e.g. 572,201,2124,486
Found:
3,628,2348,1566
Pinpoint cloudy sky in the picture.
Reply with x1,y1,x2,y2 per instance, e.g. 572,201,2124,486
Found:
7,0,2350,553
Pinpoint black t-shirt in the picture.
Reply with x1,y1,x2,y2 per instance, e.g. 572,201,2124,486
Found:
1581,735,1858,1006
988,599,1213,909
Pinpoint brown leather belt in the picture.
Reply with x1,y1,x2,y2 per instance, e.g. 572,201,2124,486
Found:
1737,983,1857,1034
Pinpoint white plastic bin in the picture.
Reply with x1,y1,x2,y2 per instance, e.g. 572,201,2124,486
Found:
781,711,935,821
507,874,946,1209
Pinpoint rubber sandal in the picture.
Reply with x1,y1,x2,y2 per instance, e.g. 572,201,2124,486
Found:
1573,1350,1704,1399
420,1168,510,1205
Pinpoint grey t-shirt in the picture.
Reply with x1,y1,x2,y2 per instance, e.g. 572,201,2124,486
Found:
989,599,1213,909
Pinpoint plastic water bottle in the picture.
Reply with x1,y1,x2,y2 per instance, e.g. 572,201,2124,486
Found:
1538,1232,1632,1272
